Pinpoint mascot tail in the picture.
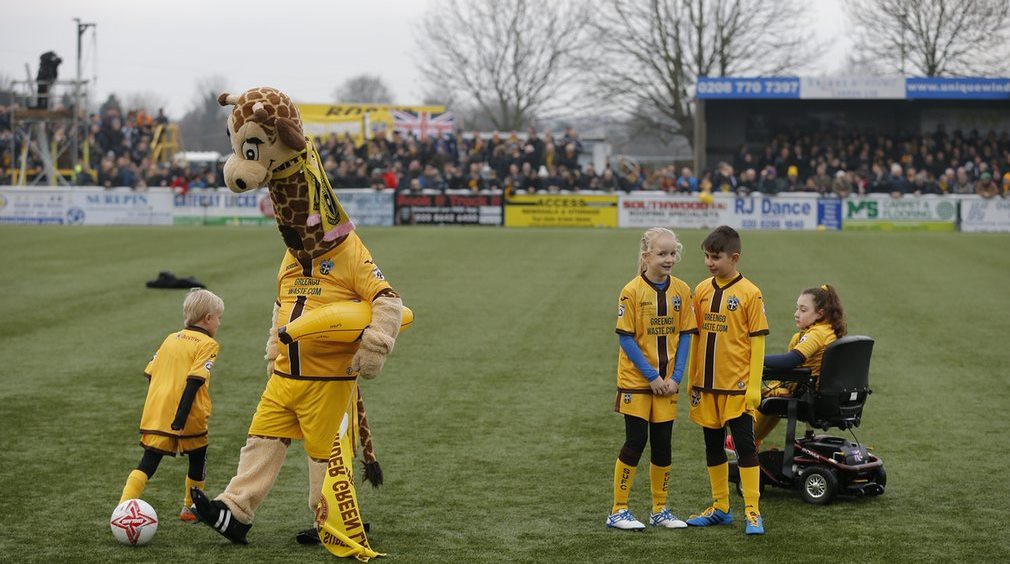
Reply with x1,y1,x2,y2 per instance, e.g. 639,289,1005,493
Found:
358,393,383,487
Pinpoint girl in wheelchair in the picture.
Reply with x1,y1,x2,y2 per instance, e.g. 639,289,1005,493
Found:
753,284,847,445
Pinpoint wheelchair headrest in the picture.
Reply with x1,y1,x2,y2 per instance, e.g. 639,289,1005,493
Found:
818,335,874,393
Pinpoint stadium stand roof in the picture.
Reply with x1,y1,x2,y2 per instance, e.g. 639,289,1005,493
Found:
695,76,1010,101
692,76,1010,171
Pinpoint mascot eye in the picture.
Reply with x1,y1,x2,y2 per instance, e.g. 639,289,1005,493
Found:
242,141,260,161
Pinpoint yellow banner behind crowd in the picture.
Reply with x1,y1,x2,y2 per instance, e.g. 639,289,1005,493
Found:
318,386,384,561
297,104,446,146
505,194,619,228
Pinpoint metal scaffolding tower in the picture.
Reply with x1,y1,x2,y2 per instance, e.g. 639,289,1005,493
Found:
5,18,95,186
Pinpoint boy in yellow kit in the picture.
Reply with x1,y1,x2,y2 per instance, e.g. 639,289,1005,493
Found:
686,226,768,535
118,288,224,521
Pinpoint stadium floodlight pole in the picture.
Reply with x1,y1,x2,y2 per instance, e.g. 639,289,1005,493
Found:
73,17,96,182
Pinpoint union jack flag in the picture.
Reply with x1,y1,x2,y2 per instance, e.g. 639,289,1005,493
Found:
393,110,456,138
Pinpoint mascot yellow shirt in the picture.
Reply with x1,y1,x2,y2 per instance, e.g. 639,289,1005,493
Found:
274,231,392,379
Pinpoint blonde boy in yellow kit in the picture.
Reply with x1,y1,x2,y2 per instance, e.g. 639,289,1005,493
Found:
686,226,768,535
119,288,224,522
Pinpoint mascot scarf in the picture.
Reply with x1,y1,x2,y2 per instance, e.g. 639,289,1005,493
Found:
316,385,384,561
273,138,355,240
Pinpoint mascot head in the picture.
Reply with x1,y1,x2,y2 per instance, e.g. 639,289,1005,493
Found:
218,87,306,192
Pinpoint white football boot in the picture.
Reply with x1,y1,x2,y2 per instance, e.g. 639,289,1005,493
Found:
650,508,688,529
606,509,646,531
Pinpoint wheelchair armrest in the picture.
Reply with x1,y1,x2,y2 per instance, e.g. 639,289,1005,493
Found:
762,367,813,385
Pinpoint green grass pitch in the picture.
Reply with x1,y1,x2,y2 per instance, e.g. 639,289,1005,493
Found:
0,225,1008,563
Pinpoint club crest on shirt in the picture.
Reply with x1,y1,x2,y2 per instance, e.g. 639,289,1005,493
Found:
618,303,626,318
737,380,746,389
690,389,701,407
205,360,215,372
373,266,385,280
623,393,632,404
671,295,682,311
319,259,334,275
726,295,740,311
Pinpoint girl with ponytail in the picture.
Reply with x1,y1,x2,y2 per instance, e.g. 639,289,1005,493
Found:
606,228,696,531
753,284,848,445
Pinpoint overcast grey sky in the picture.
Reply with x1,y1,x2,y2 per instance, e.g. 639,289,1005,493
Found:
1,0,852,119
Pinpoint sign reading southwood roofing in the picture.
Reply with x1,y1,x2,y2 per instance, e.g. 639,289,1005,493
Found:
619,194,726,229
505,194,618,227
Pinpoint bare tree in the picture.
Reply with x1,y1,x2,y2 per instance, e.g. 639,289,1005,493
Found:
124,91,169,115
332,74,394,104
178,75,231,153
846,0,1010,76
416,0,592,131
589,0,820,141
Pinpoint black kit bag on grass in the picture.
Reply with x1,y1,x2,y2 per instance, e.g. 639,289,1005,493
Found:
145,271,206,289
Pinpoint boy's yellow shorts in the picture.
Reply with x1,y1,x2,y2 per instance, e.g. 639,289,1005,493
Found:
247,374,357,460
141,433,208,455
688,389,753,429
615,388,678,423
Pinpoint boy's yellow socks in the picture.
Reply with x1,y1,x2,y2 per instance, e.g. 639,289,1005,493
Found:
740,465,761,514
707,462,730,512
119,469,148,504
184,477,205,507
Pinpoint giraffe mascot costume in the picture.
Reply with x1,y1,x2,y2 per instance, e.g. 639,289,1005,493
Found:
191,87,401,561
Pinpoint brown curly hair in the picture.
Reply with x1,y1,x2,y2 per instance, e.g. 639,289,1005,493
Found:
802,284,847,338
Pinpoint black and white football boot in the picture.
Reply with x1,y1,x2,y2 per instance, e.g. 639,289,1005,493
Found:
190,487,251,545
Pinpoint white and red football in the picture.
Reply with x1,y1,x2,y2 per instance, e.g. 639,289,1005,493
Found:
110,499,158,546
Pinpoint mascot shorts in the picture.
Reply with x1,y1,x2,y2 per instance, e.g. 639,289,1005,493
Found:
247,374,357,460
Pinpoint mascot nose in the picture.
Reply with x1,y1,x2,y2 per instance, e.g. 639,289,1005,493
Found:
236,178,247,190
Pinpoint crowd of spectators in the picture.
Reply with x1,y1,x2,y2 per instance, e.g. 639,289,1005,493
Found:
4,100,1009,200
315,126,627,193
0,103,214,191
718,127,1010,199
311,125,1009,199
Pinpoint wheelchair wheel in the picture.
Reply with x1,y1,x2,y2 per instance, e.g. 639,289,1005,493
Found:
874,466,887,488
798,467,837,505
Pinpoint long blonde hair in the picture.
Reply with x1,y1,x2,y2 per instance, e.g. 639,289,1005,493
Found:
638,227,683,275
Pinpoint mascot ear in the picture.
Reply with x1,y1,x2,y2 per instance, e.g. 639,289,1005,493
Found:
277,117,306,151
218,92,239,106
